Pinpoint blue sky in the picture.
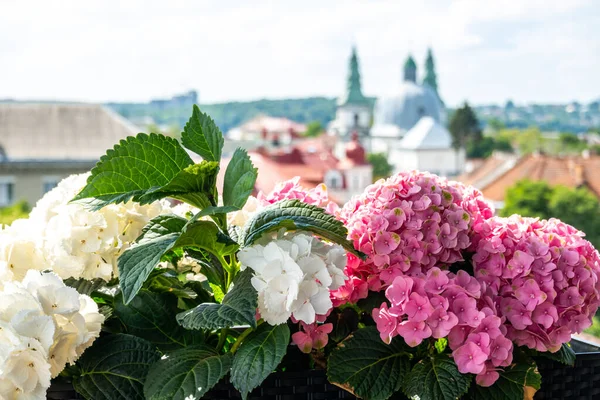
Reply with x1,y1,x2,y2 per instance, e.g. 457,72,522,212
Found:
1,0,598,106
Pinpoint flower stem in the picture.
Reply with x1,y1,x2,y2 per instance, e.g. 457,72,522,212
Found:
217,328,229,352
230,321,263,354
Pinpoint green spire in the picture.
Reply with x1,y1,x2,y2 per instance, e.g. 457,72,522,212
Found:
338,46,370,107
423,48,439,95
403,55,417,82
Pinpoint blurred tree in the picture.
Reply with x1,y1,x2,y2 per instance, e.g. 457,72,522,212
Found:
501,180,600,247
466,136,514,158
501,180,553,219
449,103,482,150
303,121,323,137
548,186,600,246
558,132,587,153
367,153,393,181
0,201,30,225
487,118,506,132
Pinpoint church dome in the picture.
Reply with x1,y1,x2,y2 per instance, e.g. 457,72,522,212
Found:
371,54,443,135
372,81,442,133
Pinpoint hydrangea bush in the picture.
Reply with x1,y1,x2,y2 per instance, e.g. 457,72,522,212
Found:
2,106,598,400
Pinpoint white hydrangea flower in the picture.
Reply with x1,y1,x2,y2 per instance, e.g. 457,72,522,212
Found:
291,280,333,323
0,219,48,285
171,202,199,219
228,196,260,227
28,173,169,281
238,231,348,325
0,271,105,397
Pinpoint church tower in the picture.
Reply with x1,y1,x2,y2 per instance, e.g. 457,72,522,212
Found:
423,48,442,103
330,46,372,140
403,55,417,82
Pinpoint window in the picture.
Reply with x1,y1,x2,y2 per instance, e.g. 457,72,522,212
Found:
0,177,15,207
43,176,60,194
329,176,339,189
325,170,343,189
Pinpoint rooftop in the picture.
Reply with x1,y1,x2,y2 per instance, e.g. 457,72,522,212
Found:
458,153,600,202
0,103,139,161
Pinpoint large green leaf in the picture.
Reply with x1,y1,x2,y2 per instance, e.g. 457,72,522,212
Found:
137,214,188,243
141,161,220,209
144,346,232,400
73,334,161,400
469,361,541,400
114,290,205,352
176,220,239,256
529,343,576,366
118,232,180,304
181,105,224,162
230,323,290,399
223,148,257,209
327,326,411,400
176,269,257,330
73,133,193,208
185,248,227,288
403,354,471,400
241,199,366,259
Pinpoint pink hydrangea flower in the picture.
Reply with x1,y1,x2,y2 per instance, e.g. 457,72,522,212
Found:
472,215,600,352
291,322,333,354
396,320,432,347
332,171,493,304
453,342,488,374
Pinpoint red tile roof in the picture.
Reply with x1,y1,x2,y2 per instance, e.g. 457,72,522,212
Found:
457,153,600,202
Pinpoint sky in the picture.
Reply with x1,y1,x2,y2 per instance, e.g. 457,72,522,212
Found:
1,0,598,107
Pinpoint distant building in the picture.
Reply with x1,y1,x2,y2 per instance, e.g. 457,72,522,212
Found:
370,54,446,149
224,114,306,155
457,152,600,210
220,133,372,204
328,47,372,140
391,117,465,177
0,104,139,207
149,90,198,109
328,46,461,177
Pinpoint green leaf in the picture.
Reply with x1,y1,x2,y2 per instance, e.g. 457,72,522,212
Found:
118,232,180,304
223,148,258,209
176,269,258,330
144,346,232,400
435,338,448,354
72,334,161,400
531,343,576,366
327,308,360,343
327,326,411,400
177,220,239,256
195,205,240,218
181,105,224,162
114,290,206,352
72,133,193,208
142,161,220,209
137,214,187,243
469,361,541,400
241,199,366,259
185,248,227,288
64,277,105,296
230,323,290,399
146,271,211,302
403,354,471,400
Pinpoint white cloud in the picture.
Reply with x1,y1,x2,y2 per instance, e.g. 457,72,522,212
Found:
0,0,597,105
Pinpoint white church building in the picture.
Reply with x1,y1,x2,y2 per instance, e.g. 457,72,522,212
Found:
329,48,465,178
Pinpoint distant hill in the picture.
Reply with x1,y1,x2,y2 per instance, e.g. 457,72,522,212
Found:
107,97,342,133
